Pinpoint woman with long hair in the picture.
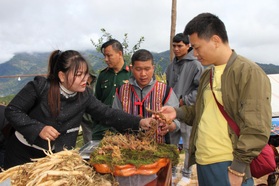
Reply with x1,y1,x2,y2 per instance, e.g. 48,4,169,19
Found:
4,50,153,169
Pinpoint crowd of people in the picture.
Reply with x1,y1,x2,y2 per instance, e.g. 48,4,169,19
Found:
0,12,272,186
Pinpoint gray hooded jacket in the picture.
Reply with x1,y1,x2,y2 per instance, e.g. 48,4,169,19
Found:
166,50,204,106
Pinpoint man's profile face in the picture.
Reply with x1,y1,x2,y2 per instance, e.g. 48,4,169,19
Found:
103,45,122,69
190,33,217,66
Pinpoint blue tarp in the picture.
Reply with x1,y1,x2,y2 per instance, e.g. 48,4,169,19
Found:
271,117,279,136
268,74,279,117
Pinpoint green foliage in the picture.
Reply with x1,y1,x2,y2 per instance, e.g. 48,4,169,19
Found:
90,142,179,168
0,94,14,105
90,28,112,53
89,28,168,80
90,28,145,65
76,131,84,148
155,57,167,82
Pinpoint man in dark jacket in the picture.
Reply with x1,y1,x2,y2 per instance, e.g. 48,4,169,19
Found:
166,33,204,185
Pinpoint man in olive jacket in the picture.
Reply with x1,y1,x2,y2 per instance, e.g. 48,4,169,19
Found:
159,13,271,186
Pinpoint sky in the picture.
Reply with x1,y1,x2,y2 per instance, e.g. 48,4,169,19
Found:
0,0,279,65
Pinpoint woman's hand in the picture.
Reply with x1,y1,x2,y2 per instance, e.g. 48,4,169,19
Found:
39,126,60,141
139,118,152,130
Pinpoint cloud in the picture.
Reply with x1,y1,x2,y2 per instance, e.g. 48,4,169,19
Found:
0,0,279,65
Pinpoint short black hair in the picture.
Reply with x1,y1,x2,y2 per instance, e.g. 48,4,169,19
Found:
131,49,154,66
173,33,190,45
184,13,228,43
101,39,123,54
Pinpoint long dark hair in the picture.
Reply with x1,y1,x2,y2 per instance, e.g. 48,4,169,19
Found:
47,50,88,117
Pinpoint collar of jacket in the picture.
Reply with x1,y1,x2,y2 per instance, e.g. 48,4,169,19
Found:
102,61,130,72
199,49,238,101
128,76,156,89
174,50,197,64
224,50,237,70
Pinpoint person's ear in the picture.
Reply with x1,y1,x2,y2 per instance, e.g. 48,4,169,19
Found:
118,50,123,57
58,71,65,83
211,35,222,48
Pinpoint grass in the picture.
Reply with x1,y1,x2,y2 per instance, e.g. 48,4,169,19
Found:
76,131,84,149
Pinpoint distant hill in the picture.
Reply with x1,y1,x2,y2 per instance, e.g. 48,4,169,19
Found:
0,50,106,97
0,50,279,97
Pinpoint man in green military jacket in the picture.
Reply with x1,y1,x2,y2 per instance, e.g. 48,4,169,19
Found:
92,39,131,141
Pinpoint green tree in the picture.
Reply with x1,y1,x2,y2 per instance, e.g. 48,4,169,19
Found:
90,28,144,64
90,28,166,81
155,57,166,83
0,94,15,105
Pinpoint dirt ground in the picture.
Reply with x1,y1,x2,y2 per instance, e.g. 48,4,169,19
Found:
173,154,275,186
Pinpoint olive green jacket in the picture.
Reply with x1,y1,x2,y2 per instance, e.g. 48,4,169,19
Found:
95,62,131,106
176,50,272,178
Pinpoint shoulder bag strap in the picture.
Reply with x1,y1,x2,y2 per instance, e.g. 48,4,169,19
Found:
209,69,240,136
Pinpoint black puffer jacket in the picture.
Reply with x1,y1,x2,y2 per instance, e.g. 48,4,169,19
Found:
5,76,141,151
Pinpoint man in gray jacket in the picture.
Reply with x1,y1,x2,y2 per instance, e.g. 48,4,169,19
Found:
166,33,204,185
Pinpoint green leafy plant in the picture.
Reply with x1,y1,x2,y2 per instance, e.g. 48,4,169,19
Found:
0,95,15,105
90,28,144,65
89,28,166,81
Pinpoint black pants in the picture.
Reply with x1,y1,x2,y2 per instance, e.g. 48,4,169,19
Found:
4,133,46,169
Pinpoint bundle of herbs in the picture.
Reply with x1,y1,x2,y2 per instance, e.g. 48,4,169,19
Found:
90,131,179,170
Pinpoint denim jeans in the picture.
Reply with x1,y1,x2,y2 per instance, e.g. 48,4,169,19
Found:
197,161,254,186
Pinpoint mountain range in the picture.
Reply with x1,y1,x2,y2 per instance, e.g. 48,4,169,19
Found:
1,50,279,97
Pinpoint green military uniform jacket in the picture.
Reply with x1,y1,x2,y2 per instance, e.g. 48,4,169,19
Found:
92,62,131,140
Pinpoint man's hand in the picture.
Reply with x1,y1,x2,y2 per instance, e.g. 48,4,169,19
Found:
158,121,176,136
228,169,244,186
153,106,176,121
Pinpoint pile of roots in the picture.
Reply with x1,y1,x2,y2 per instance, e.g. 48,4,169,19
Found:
0,143,117,186
90,131,179,169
